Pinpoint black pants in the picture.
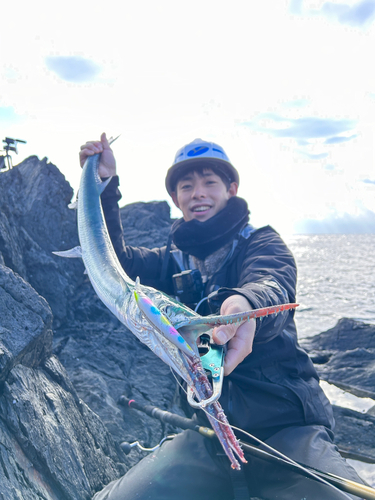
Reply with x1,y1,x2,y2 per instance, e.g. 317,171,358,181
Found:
93,425,364,500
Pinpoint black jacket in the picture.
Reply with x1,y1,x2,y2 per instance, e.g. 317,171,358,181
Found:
101,177,334,440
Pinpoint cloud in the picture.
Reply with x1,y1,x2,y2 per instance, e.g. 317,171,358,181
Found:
289,0,304,14
324,134,357,144
290,0,375,27
297,150,329,159
321,0,375,27
45,56,102,83
282,98,310,108
242,114,357,140
0,106,23,125
295,209,375,233
296,139,311,146
363,178,375,184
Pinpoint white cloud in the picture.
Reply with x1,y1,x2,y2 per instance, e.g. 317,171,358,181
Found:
0,1,374,235
45,56,102,83
294,0,375,27
295,208,375,233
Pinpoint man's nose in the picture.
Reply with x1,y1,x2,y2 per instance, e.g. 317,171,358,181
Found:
192,183,206,198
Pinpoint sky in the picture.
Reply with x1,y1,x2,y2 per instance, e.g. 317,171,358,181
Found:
1,0,375,235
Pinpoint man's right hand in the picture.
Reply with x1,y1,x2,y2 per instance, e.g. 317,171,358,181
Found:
79,132,117,178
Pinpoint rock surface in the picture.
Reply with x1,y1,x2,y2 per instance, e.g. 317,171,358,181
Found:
0,157,178,498
0,156,374,498
0,263,124,499
0,156,82,328
301,318,375,400
301,319,375,461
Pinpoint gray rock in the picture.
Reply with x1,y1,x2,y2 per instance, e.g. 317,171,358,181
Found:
0,357,124,499
53,320,181,467
0,158,180,498
120,200,174,248
0,156,83,328
332,406,375,462
301,318,375,461
0,264,125,499
0,264,52,383
301,318,375,399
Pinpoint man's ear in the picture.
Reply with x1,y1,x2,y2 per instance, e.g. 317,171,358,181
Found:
228,182,238,198
171,192,180,208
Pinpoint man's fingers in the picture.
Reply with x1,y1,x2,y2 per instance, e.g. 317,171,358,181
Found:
101,132,111,149
224,341,247,375
79,138,107,167
212,323,237,345
80,141,103,152
223,320,255,375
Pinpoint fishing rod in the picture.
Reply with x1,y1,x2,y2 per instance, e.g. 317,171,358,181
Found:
118,396,375,500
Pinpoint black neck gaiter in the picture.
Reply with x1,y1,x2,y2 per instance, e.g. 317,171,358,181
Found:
171,196,250,260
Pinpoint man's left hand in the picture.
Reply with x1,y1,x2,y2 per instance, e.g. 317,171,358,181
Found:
212,295,255,376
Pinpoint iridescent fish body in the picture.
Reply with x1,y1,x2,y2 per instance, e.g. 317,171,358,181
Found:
54,154,298,470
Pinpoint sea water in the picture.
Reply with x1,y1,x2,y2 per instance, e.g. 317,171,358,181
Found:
284,234,375,486
284,234,375,339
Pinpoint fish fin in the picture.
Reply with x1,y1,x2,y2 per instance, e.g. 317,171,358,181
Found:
52,246,83,259
68,200,78,209
98,176,113,194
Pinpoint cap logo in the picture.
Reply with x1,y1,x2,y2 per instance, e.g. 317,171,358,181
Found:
187,146,209,157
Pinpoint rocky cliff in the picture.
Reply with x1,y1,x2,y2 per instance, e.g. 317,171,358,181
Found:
0,156,374,498
0,157,177,499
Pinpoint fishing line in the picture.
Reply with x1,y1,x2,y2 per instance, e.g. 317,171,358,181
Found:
170,368,353,500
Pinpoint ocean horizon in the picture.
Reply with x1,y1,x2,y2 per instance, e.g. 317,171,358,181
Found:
283,233,375,339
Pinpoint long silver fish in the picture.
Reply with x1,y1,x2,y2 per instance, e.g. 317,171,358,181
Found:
55,154,298,470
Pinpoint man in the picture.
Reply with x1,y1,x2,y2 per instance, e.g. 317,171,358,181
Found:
80,134,363,500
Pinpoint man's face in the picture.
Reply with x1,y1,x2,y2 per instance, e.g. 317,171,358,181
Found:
171,169,238,222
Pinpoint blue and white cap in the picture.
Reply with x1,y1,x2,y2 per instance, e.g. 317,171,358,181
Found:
165,138,239,195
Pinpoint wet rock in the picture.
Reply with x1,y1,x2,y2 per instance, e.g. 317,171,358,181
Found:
332,406,375,462
301,318,375,399
301,319,375,461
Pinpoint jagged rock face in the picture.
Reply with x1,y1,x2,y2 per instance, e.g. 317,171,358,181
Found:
0,157,82,327
120,200,174,248
0,264,125,499
0,157,178,498
301,318,375,399
0,264,52,383
301,319,375,462
0,357,125,499
0,156,175,327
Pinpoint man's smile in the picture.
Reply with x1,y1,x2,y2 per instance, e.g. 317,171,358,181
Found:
191,204,212,213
